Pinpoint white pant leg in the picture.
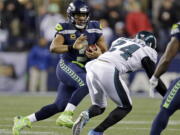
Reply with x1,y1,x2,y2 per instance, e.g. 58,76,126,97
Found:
29,67,40,92
86,60,107,108
99,64,132,107
119,76,132,106
86,60,132,108
39,70,48,92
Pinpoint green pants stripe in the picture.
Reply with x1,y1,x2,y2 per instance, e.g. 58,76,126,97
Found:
163,80,180,109
59,60,85,87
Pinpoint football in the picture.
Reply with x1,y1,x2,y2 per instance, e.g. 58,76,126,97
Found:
86,44,97,52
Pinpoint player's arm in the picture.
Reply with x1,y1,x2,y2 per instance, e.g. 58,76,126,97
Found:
141,56,167,96
50,34,68,53
50,34,87,53
153,37,180,78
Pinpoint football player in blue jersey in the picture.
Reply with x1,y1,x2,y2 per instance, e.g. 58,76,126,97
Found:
12,1,107,135
149,22,180,135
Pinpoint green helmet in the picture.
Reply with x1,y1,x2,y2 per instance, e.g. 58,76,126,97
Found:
135,31,157,49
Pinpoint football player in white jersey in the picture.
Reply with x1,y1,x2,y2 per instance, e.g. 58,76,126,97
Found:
149,22,180,135
72,31,167,135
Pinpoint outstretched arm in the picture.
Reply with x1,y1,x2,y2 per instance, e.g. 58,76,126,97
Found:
141,57,167,96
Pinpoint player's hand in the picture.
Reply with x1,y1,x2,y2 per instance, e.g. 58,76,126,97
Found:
149,75,158,98
73,34,88,50
86,45,102,59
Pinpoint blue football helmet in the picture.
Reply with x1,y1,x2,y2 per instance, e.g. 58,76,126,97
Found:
67,0,90,29
135,31,157,49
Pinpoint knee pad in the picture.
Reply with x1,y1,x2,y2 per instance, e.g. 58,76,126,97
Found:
88,105,106,118
123,105,132,113
110,105,132,120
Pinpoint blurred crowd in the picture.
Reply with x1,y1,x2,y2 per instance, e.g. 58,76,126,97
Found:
0,0,180,52
0,0,180,92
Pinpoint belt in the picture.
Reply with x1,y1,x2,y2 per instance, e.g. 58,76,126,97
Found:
71,61,85,68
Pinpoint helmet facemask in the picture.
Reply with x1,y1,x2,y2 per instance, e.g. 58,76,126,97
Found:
135,31,157,49
72,12,89,29
67,1,90,29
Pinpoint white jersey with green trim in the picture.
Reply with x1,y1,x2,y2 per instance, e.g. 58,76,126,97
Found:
98,37,157,74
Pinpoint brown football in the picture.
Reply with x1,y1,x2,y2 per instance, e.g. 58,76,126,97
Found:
86,44,97,52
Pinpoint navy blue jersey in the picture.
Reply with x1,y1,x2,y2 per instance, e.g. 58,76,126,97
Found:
55,21,102,64
170,22,180,41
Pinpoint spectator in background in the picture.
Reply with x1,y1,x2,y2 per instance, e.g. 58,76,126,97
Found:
157,0,178,52
125,0,152,37
3,1,22,51
21,0,36,50
100,19,113,47
36,5,47,35
109,21,126,47
139,0,153,18
28,37,50,93
173,0,180,20
0,28,8,51
0,1,8,51
88,0,105,20
0,0,5,28
40,3,65,42
104,0,126,30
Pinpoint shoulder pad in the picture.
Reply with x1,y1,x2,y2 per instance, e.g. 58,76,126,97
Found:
170,23,180,36
99,23,103,30
89,21,101,29
55,23,63,32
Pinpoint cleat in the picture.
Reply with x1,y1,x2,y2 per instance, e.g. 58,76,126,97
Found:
72,111,89,135
12,116,32,135
88,130,104,135
56,111,74,128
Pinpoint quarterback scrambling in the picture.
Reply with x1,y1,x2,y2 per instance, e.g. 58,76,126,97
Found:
12,1,107,135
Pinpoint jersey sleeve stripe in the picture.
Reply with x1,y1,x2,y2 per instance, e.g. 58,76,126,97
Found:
57,30,77,34
87,29,102,34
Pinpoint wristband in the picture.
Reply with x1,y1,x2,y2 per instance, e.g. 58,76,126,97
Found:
68,45,74,52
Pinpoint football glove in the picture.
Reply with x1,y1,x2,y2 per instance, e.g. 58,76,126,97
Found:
149,75,158,98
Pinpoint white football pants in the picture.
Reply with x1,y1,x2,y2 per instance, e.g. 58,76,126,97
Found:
85,59,132,108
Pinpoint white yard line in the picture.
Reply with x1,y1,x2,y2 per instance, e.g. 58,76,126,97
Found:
117,120,180,125
0,124,66,129
2,118,180,125
0,129,61,135
1,120,180,128
1,126,180,134
1,122,180,135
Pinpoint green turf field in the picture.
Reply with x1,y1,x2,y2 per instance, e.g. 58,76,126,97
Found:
0,93,180,135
